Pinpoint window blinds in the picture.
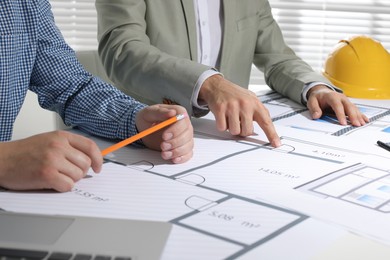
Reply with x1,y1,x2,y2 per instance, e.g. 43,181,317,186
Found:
270,0,390,71
50,0,98,50
252,0,390,84
49,0,390,82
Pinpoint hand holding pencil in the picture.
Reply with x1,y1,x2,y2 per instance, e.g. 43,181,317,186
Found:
102,104,194,164
101,114,186,156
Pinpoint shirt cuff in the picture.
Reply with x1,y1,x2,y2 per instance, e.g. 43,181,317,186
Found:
191,69,223,109
301,82,337,105
125,102,147,147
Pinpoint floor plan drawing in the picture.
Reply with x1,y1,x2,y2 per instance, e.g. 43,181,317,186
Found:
253,91,390,137
1,92,389,258
342,114,390,145
0,162,343,260
56,126,390,246
298,163,390,213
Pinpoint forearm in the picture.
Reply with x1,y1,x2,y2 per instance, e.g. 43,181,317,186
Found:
29,3,145,141
63,76,147,141
0,142,14,186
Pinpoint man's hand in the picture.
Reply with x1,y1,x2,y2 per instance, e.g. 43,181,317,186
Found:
307,85,369,126
0,131,103,192
136,104,194,164
199,75,281,147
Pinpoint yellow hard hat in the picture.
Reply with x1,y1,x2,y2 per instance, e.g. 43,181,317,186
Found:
323,35,390,99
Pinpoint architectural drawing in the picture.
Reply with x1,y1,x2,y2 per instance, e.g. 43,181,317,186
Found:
1,92,389,258
298,163,390,212
0,162,338,259
259,91,390,136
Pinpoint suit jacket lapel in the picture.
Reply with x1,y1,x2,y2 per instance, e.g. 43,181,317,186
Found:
219,0,235,71
181,0,198,61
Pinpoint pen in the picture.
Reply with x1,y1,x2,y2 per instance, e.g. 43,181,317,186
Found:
101,114,186,156
377,140,390,153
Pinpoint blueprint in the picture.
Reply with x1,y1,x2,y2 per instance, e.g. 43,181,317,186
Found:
0,162,344,259
0,92,389,259
256,91,389,137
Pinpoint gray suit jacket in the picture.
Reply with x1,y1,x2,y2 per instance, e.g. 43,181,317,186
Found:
96,0,332,117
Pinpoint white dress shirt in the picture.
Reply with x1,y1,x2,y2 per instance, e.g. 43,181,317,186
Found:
192,0,222,109
191,0,332,109
194,0,222,67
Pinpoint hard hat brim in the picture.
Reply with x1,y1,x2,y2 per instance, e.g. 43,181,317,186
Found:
323,71,390,99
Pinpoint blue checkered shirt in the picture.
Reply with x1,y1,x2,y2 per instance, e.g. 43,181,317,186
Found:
0,0,146,142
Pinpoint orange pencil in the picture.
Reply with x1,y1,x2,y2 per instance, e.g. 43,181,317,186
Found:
101,114,186,156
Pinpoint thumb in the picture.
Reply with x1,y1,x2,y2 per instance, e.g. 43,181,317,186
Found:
144,105,178,123
136,105,178,132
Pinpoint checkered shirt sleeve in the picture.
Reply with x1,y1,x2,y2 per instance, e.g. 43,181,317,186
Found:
0,0,146,142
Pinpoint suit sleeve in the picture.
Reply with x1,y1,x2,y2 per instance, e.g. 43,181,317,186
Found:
96,0,211,117
252,1,332,104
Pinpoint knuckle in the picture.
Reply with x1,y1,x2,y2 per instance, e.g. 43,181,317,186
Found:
80,155,92,169
58,182,74,193
38,166,57,184
240,128,253,137
84,139,98,154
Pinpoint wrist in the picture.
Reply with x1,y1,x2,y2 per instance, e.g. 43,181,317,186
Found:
199,74,224,103
0,142,12,186
306,84,332,99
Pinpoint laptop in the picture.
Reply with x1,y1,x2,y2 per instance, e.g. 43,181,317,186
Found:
0,210,171,260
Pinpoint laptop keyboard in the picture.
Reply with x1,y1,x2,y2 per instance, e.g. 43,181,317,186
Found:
0,248,132,260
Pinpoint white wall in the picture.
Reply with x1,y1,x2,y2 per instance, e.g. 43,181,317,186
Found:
12,91,66,140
